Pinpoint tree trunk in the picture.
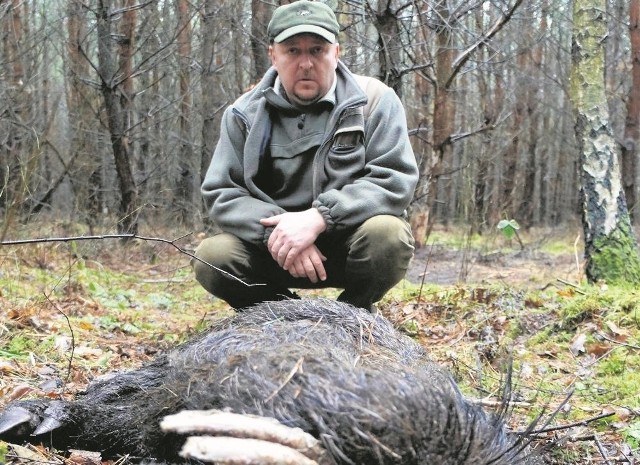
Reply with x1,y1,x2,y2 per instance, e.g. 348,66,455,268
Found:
622,0,640,221
176,0,194,226
97,0,139,235
502,51,529,221
199,2,228,231
251,0,271,81
411,0,456,246
67,0,102,230
0,0,26,237
200,4,217,188
373,3,403,95
571,0,640,284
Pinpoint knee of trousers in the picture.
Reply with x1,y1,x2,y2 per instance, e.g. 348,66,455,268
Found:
192,233,246,293
352,215,415,265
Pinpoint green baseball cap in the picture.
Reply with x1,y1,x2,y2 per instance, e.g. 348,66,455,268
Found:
268,1,339,44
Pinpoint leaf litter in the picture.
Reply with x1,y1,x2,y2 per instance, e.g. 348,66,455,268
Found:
1,226,639,464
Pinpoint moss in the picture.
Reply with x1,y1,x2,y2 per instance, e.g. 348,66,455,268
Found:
587,218,640,285
547,441,591,462
623,420,640,449
526,326,554,346
596,351,628,377
556,285,640,332
6,334,38,355
592,364,640,406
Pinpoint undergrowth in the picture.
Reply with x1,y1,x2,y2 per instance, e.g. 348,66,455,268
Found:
0,224,639,464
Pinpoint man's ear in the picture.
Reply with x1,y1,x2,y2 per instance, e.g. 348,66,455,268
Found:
268,45,275,65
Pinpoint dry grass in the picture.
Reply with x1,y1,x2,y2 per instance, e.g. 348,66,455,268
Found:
1,223,639,464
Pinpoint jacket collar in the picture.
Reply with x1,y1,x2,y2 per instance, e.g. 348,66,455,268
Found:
233,61,368,120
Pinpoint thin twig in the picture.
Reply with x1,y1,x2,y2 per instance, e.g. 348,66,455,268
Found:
583,346,619,369
556,278,587,295
519,389,575,436
111,454,132,465
573,233,582,281
43,294,75,393
416,242,436,304
1,233,263,288
470,398,532,409
593,434,613,465
597,332,640,350
448,0,524,88
527,411,615,435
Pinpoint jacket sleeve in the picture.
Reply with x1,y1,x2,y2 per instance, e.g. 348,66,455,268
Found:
312,87,419,230
201,106,285,246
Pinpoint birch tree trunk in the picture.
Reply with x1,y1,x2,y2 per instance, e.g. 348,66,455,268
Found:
571,0,640,284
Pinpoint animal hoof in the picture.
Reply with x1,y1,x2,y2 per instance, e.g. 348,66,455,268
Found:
0,406,40,438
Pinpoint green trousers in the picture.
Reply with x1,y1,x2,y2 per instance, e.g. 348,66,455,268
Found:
193,215,414,311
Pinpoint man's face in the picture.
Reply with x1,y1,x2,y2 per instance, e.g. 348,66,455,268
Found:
269,34,339,107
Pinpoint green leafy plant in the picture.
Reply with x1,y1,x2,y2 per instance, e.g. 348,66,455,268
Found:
624,421,640,449
497,219,524,249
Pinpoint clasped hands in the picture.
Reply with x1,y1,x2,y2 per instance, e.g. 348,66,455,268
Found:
260,208,327,283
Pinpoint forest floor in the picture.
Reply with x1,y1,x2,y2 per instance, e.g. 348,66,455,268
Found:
0,223,639,464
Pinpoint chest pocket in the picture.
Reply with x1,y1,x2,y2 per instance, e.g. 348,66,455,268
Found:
323,106,366,188
325,128,366,189
332,131,363,154
330,104,365,155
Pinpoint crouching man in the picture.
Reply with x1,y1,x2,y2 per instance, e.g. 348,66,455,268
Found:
194,0,418,311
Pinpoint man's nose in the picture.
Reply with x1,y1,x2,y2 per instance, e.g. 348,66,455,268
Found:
299,53,313,69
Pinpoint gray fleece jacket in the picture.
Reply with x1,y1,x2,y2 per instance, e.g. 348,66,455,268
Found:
201,61,419,246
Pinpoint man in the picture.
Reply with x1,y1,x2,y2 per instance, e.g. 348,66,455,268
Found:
194,0,418,311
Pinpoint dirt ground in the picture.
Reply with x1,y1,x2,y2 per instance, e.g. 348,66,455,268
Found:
405,243,581,288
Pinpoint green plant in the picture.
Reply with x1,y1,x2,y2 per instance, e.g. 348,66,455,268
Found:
624,420,640,449
497,219,524,249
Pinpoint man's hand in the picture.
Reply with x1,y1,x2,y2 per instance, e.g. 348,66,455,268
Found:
260,208,327,272
288,244,327,282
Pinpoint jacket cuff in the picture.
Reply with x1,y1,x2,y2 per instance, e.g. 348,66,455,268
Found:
262,226,274,247
312,202,336,233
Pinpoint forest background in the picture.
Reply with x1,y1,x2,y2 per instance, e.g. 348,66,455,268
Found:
3,0,640,464
4,0,639,239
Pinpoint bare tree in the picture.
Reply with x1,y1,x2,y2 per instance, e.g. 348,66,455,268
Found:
176,0,195,225
368,0,405,95
0,0,41,239
0,0,636,246
410,0,457,245
96,0,139,235
66,0,104,230
251,0,272,80
409,0,524,247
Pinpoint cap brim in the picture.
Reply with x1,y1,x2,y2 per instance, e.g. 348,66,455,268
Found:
274,25,336,43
